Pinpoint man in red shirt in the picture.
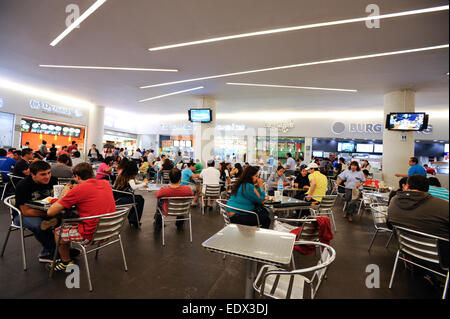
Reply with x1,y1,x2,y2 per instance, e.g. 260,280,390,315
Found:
46,162,116,271
423,164,436,176
66,141,78,155
154,168,193,231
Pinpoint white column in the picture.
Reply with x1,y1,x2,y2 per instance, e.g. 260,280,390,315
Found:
304,137,313,163
382,90,415,187
193,98,216,165
87,105,105,159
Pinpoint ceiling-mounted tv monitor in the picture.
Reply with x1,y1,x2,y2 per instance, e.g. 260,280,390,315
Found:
385,112,428,131
188,109,212,123
312,151,323,158
338,142,355,153
356,144,374,153
374,144,383,153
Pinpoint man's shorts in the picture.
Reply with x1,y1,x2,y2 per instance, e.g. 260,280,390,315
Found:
55,225,90,245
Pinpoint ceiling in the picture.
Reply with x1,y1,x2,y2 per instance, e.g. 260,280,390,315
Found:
0,0,448,115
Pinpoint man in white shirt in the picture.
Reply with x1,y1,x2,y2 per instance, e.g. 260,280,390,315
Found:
284,152,296,177
200,160,221,209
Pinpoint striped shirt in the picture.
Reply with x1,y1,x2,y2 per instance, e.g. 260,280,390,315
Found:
428,186,449,201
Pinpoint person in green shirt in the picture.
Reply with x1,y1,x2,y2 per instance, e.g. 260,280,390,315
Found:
194,160,203,174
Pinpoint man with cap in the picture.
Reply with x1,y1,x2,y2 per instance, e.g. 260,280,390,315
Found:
305,162,328,203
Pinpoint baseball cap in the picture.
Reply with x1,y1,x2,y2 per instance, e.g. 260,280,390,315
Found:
306,163,319,170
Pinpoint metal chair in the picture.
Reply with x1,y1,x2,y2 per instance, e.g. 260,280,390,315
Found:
1,195,34,271
49,207,131,292
113,189,140,228
201,184,221,215
309,195,338,232
7,173,24,191
0,171,11,201
96,171,112,183
357,191,379,218
157,196,194,246
368,204,393,253
159,170,171,184
389,225,449,299
253,241,336,299
216,199,261,228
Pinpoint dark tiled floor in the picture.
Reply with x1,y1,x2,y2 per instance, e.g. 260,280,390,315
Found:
0,192,443,299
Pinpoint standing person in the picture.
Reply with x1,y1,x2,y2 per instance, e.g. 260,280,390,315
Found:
423,164,437,176
226,166,271,229
284,152,296,176
46,163,116,270
305,162,328,204
66,141,78,154
154,168,194,231
113,162,148,228
57,146,69,157
14,161,59,263
47,144,58,161
39,140,48,156
0,148,16,180
334,161,365,222
361,160,371,172
88,144,100,163
95,156,114,180
22,142,31,150
12,148,34,177
148,149,156,163
395,157,427,178
174,151,182,165
131,149,142,165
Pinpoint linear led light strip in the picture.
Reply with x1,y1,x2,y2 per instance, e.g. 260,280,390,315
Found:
0,77,94,109
227,82,357,92
39,65,178,72
50,0,107,46
148,5,449,51
138,86,204,102
141,44,449,89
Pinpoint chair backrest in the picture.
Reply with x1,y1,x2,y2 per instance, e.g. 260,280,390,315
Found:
7,173,24,189
90,208,130,243
316,195,337,210
204,184,221,197
216,199,231,226
162,170,171,179
297,218,320,242
3,195,22,223
369,203,388,228
393,225,448,268
161,196,194,216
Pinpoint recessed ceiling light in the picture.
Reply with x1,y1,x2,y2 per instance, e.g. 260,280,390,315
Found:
39,65,178,72
148,5,449,51
140,44,449,89
226,82,357,92
138,86,204,102
0,77,94,109
50,0,107,46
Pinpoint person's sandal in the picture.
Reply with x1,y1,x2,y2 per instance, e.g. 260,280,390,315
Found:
40,218,58,230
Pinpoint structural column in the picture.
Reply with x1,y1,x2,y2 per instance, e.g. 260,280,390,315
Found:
304,137,313,163
193,98,216,165
382,90,415,188
87,105,105,158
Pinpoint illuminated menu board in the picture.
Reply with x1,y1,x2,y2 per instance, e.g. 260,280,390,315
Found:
27,120,81,137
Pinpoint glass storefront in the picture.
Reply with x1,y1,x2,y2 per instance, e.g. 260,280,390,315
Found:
257,136,305,165
0,111,15,148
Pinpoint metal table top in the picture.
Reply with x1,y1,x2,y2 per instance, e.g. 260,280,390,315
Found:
202,224,295,265
146,184,165,192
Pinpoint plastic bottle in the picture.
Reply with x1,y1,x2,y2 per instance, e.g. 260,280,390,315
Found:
278,178,284,192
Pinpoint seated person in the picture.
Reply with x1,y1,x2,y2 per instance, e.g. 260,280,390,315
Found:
363,169,379,188
12,148,34,178
46,163,116,271
428,177,449,201
113,162,148,228
266,166,290,196
154,168,194,231
226,166,270,229
306,163,328,204
51,154,73,178
230,163,243,179
293,166,310,200
199,160,221,208
181,162,201,206
0,148,16,181
138,156,149,174
219,162,232,192
158,157,174,181
95,156,114,180
14,161,59,263
71,151,84,167
388,177,408,205
423,164,436,176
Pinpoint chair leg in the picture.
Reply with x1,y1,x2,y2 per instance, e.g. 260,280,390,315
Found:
389,250,400,288
19,226,27,271
330,212,337,232
368,229,379,253
385,232,394,248
95,243,100,259
443,272,449,300
118,235,128,271
161,215,165,246
80,246,93,292
357,200,363,216
1,226,12,257
1,183,8,201
189,214,192,243
201,197,205,215
291,254,296,270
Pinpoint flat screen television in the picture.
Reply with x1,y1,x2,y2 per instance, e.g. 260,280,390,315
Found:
312,151,323,158
356,144,374,153
188,109,212,123
374,144,383,153
173,140,180,147
338,142,355,153
385,112,428,131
